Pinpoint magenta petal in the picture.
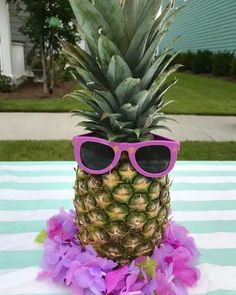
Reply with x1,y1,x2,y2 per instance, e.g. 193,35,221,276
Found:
174,265,199,287
105,265,128,294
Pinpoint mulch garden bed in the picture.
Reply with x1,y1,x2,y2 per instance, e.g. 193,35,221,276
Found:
0,80,76,99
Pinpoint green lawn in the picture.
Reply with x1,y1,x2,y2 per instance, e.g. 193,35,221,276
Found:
0,97,86,112
0,140,235,161
0,73,235,115
164,73,236,116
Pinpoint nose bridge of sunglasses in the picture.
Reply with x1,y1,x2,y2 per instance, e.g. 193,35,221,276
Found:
112,144,137,155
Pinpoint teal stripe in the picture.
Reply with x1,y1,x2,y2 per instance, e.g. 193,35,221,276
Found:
199,249,236,266
202,291,236,295
1,248,236,269
180,220,236,233
0,250,42,269
1,220,236,235
1,170,236,177
1,220,235,235
172,201,236,211
0,170,74,177
0,182,235,191
0,199,73,210
0,220,46,233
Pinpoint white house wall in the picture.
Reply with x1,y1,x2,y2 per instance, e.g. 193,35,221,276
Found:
11,42,25,78
9,2,32,68
0,0,13,77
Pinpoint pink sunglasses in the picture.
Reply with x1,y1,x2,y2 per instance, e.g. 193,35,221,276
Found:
73,134,180,178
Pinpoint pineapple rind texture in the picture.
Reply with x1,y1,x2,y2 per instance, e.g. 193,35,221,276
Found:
74,157,171,264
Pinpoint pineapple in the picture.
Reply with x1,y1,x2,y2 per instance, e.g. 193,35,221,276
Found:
74,155,171,264
64,0,181,264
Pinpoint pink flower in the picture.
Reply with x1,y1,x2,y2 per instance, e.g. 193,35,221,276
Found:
105,265,129,294
156,270,175,295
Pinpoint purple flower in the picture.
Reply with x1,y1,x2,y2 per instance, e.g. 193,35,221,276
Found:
47,208,77,241
164,222,200,263
65,249,115,295
38,209,200,295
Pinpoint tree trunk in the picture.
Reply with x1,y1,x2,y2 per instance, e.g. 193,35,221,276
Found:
48,43,54,95
40,40,49,96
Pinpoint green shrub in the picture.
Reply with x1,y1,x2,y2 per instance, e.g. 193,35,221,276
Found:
0,74,13,92
182,51,195,71
192,50,213,74
231,57,236,77
212,52,234,76
54,55,72,82
170,53,185,71
168,51,194,72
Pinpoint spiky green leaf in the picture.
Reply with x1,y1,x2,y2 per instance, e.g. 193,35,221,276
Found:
107,55,132,91
94,0,129,53
115,78,140,106
98,34,121,69
122,0,139,41
125,0,162,68
68,0,111,55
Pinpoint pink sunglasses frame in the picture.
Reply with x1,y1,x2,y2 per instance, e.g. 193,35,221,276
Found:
73,133,180,178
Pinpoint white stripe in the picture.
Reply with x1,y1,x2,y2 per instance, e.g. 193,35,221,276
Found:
1,175,236,184
172,191,236,201
0,233,43,251
0,175,74,183
189,263,236,294
172,176,236,183
192,232,236,249
0,189,73,200
175,165,236,171
0,164,236,172
173,210,236,221
0,267,69,294
0,210,59,222
1,232,236,252
1,190,235,202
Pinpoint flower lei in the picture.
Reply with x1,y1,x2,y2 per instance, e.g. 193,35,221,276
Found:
37,209,200,295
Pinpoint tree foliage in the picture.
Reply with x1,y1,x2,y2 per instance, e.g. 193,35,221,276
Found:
7,0,77,94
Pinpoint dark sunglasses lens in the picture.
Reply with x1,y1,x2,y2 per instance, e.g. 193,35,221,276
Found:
135,145,171,174
80,142,115,170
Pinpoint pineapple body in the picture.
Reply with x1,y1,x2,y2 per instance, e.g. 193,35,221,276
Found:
74,156,171,264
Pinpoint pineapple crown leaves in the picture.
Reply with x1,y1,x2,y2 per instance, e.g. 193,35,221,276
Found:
64,0,182,141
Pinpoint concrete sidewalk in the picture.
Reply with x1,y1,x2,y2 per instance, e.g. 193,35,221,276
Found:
0,112,235,141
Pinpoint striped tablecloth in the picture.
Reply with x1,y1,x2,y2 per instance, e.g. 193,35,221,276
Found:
0,161,236,295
